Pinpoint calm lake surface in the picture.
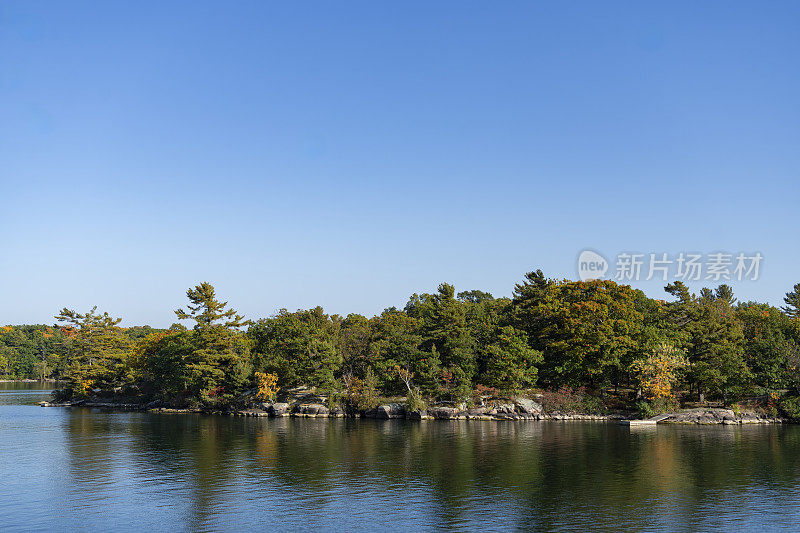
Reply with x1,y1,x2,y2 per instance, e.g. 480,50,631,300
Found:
2,382,800,532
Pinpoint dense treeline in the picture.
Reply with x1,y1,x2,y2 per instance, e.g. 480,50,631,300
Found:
0,322,162,381
5,274,800,414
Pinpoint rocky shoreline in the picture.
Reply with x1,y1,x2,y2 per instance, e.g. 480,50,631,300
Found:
656,407,785,425
40,396,624,421
232,399,625,421
38,398,788,424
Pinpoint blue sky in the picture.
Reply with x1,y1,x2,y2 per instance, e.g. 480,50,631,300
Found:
1,2,798,326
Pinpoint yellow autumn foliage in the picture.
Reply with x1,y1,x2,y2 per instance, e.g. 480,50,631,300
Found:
254,371,280,401
631,343,688,400
78,379,94,396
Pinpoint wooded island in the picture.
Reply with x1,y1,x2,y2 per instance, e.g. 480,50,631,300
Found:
4,272,800,419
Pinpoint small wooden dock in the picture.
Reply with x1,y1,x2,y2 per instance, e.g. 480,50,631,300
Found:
619,413,672,426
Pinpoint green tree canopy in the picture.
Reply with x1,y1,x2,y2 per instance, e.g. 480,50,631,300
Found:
249,307,341,390
517,279,643,389
173,283,252,407
55,306,134,396
783,283,800,319
175,282,250,330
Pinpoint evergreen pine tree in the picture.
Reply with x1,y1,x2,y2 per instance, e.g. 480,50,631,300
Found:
783,283,800,319
174,282,252,407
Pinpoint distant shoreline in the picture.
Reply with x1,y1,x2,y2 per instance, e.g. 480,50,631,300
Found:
0,379,57,384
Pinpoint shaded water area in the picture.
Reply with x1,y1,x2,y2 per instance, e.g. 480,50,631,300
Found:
2,383,800,531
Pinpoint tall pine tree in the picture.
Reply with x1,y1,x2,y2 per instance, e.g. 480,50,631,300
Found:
175,282,252,408
783,283,800,319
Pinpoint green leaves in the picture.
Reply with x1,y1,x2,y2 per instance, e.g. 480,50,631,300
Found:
38,275,800,409
482,326,542,392
175,282,251,330
665,284,749,399
249,306,341,390
515,278,643,388
783,283,800,319
55,306,133,396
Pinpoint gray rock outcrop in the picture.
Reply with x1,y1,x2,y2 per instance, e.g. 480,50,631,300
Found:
515,398,544,415
269,402,290,416
428,407,459,419
376,403,406,419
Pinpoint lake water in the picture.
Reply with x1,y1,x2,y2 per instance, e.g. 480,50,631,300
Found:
2,382,800,532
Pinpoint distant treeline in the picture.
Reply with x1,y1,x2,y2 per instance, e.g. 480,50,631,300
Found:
4,273,800,413
0,324,163,380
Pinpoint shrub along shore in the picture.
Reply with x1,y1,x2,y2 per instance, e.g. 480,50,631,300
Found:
10,271,798,422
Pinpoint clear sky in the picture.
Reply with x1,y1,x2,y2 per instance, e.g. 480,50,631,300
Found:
1,2,798,327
